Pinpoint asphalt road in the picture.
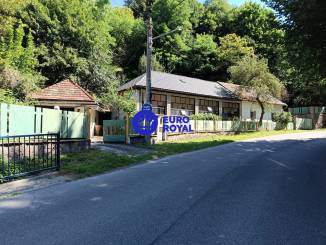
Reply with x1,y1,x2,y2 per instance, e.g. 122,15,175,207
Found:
0,131,326,245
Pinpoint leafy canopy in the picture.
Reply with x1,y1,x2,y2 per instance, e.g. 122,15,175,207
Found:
229,56,284,101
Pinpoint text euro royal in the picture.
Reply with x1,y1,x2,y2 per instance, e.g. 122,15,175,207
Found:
162,116,194,133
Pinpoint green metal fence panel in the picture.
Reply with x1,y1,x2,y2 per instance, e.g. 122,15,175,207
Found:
42,108,62,134
0,103,87,138
103,120,125,142
8,104,35,135
314,106,325,114
0,103,8,135
295,118,313,129
67,111,86,138
289,106,326,115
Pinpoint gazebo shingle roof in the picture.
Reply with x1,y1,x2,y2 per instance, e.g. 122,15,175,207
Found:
31,79,95,102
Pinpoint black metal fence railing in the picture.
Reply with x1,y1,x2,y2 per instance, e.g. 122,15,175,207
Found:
0,133,60,182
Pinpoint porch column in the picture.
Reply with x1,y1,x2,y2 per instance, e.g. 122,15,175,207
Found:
219,101,223,117
195,98,199,114
87,108,95,139
166,94,171,116
135,89,141,111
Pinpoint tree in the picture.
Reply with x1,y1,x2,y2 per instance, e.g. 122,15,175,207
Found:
108,7,146,78
230,2,284,73
99,80,136,116
184,34,219,80
263,0,326,75
21,0,117,95
216,33,255,80
0,0,43,102
229,56,284,126
197,0,232,36
150,0,203,74
262,0,326,106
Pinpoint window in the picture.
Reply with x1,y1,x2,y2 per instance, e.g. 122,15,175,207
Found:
250,111,256,120
141,92,167,115
199,99,219,114
222,102,240,119
171,95,195,115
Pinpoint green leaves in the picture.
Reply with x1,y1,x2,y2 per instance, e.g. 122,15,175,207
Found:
229,56,285,125
190,112,219,120
229,56,283,100
272,111,292,130
0,0,323,108
217,34,255,66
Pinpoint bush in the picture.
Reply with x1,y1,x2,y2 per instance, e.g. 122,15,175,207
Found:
272,112,292,130
190,113,219,120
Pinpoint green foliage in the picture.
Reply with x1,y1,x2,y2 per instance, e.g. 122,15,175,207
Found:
230,2,284,70
218,33,255,66
108,7,146,78
0,0,323,108
138,54,165,73
21,0,117,94
99,83,137,116
0,88,16,104
229,56,284,125
262,0,326,106
0,1,43,102
0,65,42,102
272,112,292,130
197,0,232,36
229,56,283,99
190,113,219,120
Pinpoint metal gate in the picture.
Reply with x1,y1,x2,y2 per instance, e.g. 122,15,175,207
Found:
0,133,60,182
103,120,126,143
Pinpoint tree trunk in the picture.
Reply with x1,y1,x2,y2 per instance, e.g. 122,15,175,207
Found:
257,97,265,129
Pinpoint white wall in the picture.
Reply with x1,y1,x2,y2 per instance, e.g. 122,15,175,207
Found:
241,101,283,121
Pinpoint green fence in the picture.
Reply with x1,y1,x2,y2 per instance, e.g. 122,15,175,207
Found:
188,120,273,132
0,103,88,138
295,117,313,130
103,118,298,143
289,106,325,115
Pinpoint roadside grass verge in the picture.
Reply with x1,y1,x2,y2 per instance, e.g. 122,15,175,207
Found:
61,129,321,178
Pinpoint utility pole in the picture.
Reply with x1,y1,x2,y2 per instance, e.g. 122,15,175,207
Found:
145,16,153,106
143,0,181,144
144,7,153,145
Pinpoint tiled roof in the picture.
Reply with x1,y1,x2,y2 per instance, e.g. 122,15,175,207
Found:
118,71,237,100
31,79,95,102
119,71,286,105
218,82,286,106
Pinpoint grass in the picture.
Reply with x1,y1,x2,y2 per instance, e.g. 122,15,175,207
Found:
61,129,322,178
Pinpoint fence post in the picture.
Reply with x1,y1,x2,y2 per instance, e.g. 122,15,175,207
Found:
56,133,61,170
125,114,129,144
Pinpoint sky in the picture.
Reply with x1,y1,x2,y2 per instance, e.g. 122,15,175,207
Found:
111,0,265,7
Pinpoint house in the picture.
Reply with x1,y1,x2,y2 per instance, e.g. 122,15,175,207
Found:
31,79,110,138
118,71,286,120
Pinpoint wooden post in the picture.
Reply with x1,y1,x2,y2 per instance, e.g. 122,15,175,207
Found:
125,114,129,145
